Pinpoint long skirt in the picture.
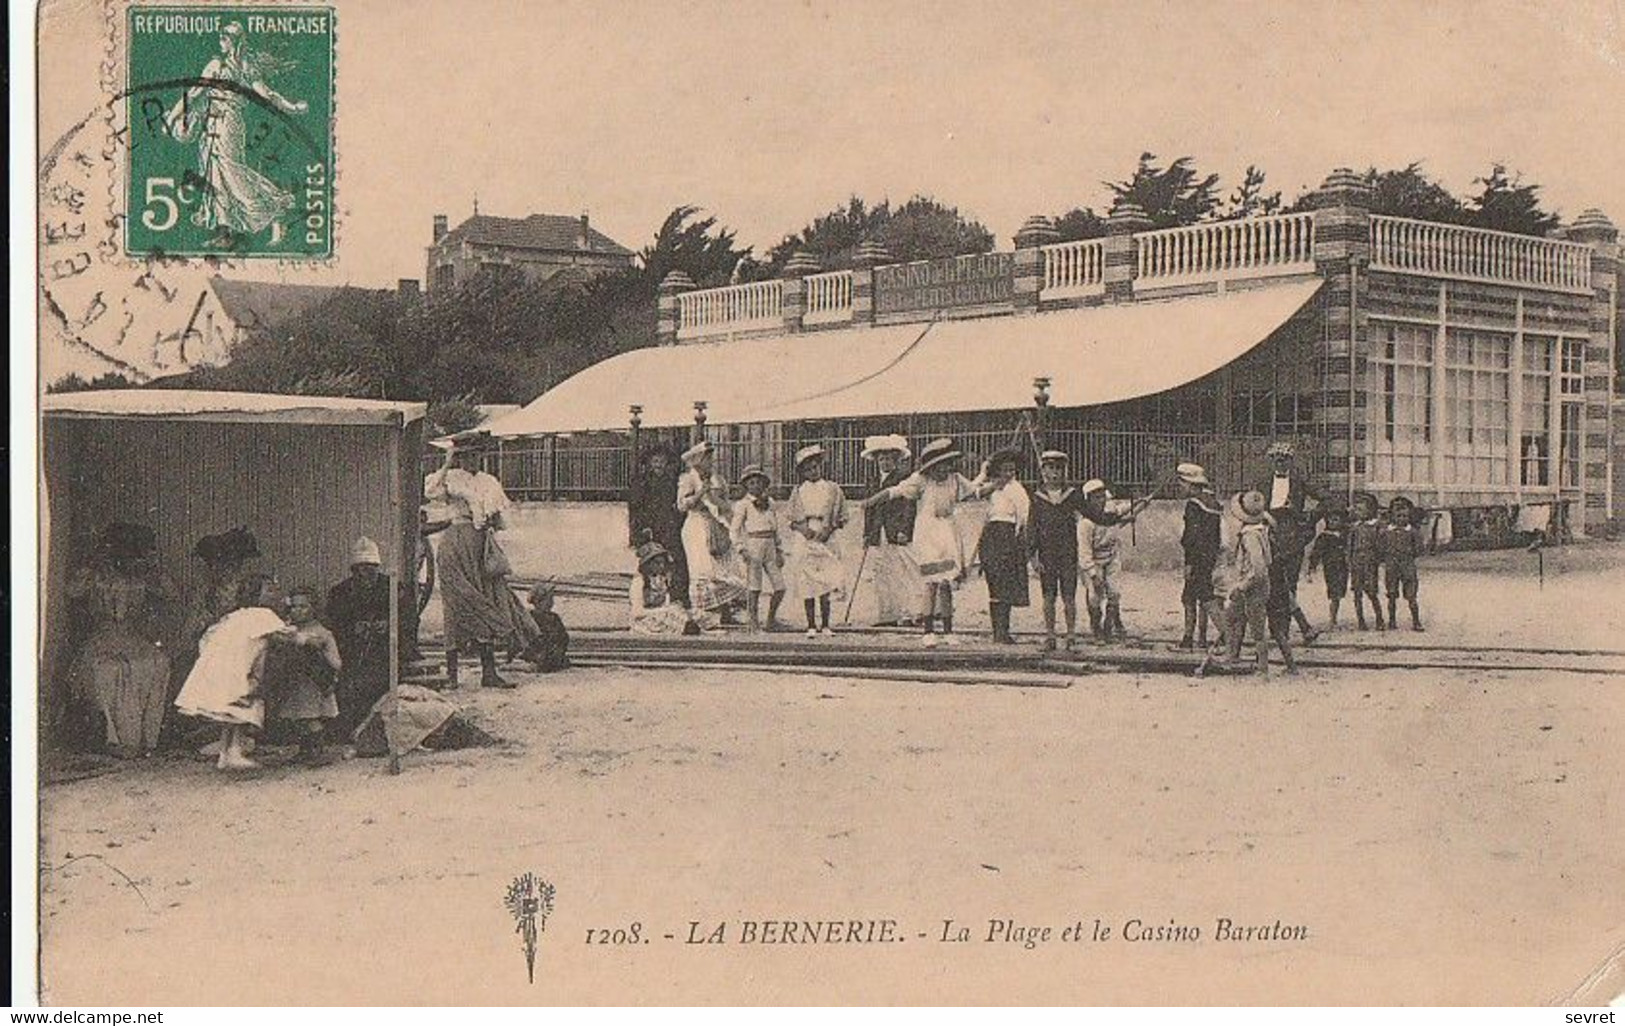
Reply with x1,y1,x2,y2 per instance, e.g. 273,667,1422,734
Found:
67,629,171,754
437,522,535,650
911,514,965,585
978,521,1030,607
871,541,926,624
681,513,747,613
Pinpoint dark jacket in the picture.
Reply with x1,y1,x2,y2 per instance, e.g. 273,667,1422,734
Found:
1180,495,1222,568
629,466,683,547
863,468,916,547
1028,485,1087,564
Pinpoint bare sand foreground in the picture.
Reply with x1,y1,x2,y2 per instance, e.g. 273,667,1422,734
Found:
36,546,1625,1005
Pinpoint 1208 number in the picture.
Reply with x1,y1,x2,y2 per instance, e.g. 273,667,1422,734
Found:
585,923,646,945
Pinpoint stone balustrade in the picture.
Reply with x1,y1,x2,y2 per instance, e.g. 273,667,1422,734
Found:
1369,215,1591,294
1136,212,1316,286
803,270,853,325
1039,238,1106,300
676,279,783,340
659,201,1610,344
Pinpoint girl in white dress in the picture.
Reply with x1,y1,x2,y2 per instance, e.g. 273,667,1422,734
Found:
174,575,295,771
786,445,847,637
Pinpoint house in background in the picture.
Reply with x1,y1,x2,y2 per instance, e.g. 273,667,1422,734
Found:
425,209,635,294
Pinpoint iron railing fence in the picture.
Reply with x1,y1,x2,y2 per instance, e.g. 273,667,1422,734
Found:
422,429,1320,502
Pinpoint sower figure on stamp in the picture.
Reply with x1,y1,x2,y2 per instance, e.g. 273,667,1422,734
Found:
164,21,308,247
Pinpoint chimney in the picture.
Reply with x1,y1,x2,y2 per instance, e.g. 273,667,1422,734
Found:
577,212,590,250
433,214,448,244
397,278,421,299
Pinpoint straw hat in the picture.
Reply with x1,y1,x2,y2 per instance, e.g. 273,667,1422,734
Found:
635,541,670,571
680,440,713,463
739,464,771,486
861,434,911,460
1039,450,1068,465
794,444,827,467
350,536,382,567
1080,478,1108,497
916,438,963,472
1176,462,1209,486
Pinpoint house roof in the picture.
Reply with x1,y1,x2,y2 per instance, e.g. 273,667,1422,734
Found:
436,214,633,257
485,279,1323,435
208,277,355,333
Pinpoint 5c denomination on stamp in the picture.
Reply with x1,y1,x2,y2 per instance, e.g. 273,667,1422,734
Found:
124,5,334,258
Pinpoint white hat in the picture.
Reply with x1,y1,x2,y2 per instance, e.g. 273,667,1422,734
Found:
1080,479,1107,496
1039,450,1068,464
1176,462,1209,485
680,440,713,463
795,444,826,467
861,434,911,460
350,537,382,566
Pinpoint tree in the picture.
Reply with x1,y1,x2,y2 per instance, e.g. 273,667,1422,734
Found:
639,206,753,289
1364,163,1469,224
763,195,994,273
1106,153,1221,229
1218,165,1281,220
1051,207,1110,242
47,371,137,393
1467,164,1560,236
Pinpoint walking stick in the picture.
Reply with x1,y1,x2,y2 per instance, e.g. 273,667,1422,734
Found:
842,543,872,625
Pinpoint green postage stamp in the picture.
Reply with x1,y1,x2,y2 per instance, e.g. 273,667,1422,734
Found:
124,6,335,258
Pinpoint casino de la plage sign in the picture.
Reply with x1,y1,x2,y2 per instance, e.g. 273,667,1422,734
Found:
874,252,1014,316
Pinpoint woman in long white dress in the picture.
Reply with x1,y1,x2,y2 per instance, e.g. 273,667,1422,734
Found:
165,22,308,244
676,441,747,619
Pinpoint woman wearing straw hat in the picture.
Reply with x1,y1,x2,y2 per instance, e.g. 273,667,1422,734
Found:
860,434,925,629
676,440,748,621
860,438,993,648
787,444,848,638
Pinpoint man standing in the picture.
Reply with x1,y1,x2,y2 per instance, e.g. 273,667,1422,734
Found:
860,435,924,628
1254,440,1325,643
628,444,688,606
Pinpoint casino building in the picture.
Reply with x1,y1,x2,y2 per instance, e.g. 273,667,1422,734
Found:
483,170,1621,542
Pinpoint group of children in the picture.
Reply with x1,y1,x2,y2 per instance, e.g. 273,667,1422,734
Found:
1181,470,1429,679
622,434,1430,677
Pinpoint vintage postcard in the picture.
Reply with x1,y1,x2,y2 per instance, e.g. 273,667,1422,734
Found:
21,0,1625,1008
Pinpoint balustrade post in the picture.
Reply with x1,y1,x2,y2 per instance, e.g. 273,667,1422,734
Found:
657,271,697,346
1014,216,1058,315
781,251,818,334
1565,209,1619,532
1308,168,1375,501
1103,200,1151,302
851,239,892,329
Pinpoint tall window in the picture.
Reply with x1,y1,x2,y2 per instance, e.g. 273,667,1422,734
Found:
1560,338,1585,487
1520,336,1553,487
1441,328,1511,486
1369,321,1433,484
